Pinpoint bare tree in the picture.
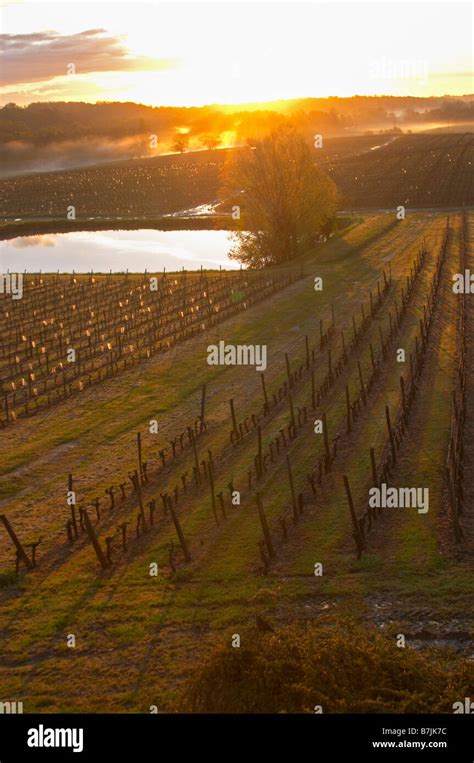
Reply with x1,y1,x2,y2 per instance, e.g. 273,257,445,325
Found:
200,133,221,150
172,133,190,153
222,126,338,267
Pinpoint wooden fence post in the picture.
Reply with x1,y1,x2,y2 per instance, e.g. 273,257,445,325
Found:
137,431,144,485
168,500,191,562
207,459,220,525
322,412,331,472
357,361,367,406
286,455,298,523
345,385,351,434
0,515,33,570
256,493,275,559
385,405,397,465
131,469,147,530
257,426,263,477
229,399,239,441
446,468,463,543
82,509,109,570
369,343,376,372
400,376,407,417
189,426,201,484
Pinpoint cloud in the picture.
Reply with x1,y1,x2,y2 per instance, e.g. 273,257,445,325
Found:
0,29,176,86
10,235,56,248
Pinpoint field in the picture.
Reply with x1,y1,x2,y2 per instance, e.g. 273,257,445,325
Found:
0,267,299,424
329,133,474,209
1,134,473,240
1,210,473,712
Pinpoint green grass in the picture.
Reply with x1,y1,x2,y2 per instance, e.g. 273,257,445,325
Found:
0,212,472,713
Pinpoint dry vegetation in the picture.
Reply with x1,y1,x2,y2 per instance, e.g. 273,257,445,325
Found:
182,621,473,713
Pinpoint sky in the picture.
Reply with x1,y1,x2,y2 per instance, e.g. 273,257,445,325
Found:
0,0,472,106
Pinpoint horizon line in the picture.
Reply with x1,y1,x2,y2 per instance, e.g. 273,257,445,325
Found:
3,92,474,110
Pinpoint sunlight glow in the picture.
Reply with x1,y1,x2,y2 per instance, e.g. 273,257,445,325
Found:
1,1,472,105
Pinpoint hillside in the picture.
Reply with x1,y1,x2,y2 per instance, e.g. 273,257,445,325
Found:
1,135,472,237
1,212,473,712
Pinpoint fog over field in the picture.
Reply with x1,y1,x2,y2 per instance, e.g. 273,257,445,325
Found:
1,96,472,176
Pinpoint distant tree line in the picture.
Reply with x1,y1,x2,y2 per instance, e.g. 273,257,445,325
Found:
1,96,471,148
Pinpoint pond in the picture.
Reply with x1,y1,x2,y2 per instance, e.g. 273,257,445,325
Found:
0,229,241,273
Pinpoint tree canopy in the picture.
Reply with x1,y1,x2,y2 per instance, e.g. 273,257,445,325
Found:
222,126,339,267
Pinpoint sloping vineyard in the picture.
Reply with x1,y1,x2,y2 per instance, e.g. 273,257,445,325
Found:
1,135,472,232
0,267,299,424
328,133,473,208
0,215,449,577
0,213,471,715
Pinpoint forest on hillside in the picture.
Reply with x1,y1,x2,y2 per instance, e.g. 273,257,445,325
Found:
1,95,472,175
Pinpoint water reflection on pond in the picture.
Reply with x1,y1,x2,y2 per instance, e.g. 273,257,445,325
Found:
0,229,241,272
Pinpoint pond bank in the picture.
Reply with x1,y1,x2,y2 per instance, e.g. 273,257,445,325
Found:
0,214,235,241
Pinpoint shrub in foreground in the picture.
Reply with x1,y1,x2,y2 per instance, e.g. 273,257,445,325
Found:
181,621,473,713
